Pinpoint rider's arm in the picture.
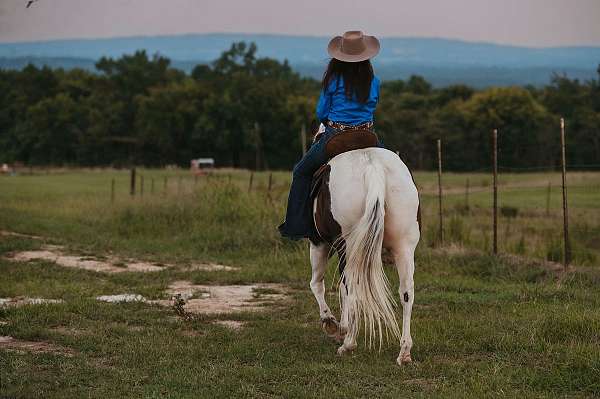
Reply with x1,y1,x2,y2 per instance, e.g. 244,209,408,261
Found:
316,89,331,123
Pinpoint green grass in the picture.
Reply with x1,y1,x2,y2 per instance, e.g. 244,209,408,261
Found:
1,169,600,398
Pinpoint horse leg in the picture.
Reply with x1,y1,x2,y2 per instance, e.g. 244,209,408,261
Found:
309,242,338,337
337,249,357,355
391,228,419,365
337,279,357,355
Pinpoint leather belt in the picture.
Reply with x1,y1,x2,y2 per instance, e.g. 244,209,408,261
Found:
327,120,373,131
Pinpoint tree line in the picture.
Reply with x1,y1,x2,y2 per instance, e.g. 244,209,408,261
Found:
0,42,598,171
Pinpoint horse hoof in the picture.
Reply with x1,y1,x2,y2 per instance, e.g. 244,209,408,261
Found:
321,317,339,337
396,353,412,365
337,343,356,356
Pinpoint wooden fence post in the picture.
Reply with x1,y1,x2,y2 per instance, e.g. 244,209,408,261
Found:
492,129,498,255
546,181,551,216
268,173,273,193
140,175,144,197
437,139,443,246
248,172,254,193
111,178,115,203
130,167,136,196
560,118,570,268
465,178,470,211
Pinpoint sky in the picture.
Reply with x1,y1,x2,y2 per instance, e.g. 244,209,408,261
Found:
1,0,599,47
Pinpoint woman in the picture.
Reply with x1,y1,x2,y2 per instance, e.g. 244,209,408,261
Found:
278,31,382,241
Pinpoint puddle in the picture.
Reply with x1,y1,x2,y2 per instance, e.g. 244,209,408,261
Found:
0,297,63,307
0,336,75,356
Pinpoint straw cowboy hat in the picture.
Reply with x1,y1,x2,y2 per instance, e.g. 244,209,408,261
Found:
327,31,380,62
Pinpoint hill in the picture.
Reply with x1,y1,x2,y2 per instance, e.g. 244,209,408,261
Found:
1,33,599,87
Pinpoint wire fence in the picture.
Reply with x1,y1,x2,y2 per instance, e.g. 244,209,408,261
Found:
102,118,598,269
429,118,599,268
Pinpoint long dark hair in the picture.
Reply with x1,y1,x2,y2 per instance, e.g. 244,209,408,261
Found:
322,58,374,103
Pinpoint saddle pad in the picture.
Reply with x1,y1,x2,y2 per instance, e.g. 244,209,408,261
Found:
310,164,342,244
325,129,378,159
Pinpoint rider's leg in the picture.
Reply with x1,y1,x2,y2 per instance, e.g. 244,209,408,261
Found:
278,128,334,239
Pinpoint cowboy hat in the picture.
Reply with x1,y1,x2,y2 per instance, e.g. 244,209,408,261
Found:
327,31,380,62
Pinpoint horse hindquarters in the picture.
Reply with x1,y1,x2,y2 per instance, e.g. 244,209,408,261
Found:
381,155,420,364
329,150,402,353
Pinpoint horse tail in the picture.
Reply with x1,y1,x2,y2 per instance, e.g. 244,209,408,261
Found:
340,152,401,349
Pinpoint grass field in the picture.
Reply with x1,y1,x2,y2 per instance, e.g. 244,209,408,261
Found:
1,168,599,398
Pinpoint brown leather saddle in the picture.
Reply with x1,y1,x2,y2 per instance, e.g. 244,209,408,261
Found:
324,129,378,159
309,129,379,244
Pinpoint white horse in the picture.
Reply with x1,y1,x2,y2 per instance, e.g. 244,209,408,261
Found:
310,147,420,365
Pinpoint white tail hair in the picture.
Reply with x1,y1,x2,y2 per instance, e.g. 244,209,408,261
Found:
340,152,401,349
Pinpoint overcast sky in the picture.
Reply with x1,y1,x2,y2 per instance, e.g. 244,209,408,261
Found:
1,0,599,47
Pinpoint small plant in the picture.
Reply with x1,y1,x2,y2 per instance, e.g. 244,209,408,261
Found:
172,294,195,322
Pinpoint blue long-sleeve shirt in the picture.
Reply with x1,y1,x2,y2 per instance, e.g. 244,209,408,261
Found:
316,75,380,125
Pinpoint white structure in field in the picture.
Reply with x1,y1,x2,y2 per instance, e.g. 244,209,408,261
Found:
190,158,215,173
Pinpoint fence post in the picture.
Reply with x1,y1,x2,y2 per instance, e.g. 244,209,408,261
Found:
465,178,470,211
437,139,443,246
268,172,273,193
130,167,136,196
248,172,254,193
140,175,144,198
560,118,570,268
492,129,498,255
111,178,115,203
546,181,551,216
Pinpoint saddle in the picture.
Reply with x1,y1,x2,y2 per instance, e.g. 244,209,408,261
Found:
324,129,378,159
309,129,379,244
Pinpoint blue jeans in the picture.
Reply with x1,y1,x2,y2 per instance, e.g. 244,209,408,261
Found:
278,126,382,240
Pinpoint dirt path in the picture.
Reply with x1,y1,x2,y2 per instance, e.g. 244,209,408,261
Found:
5,244,239,273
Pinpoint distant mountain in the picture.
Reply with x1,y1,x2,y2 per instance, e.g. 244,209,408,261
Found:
1,33,599,87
